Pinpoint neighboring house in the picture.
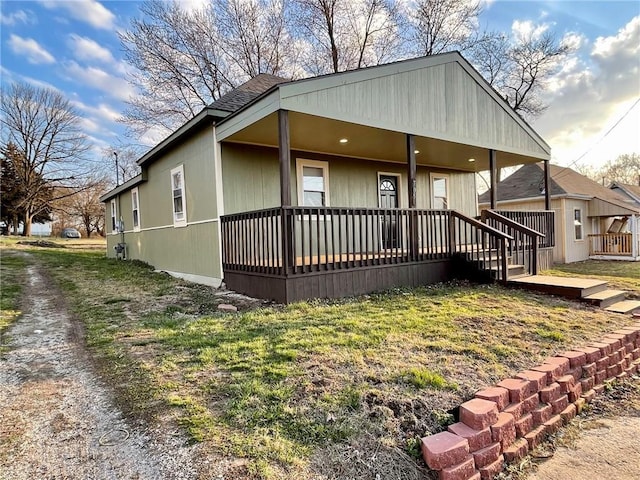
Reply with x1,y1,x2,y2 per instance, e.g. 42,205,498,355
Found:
478,164,640,263
610,181,640,207
100,52,554,303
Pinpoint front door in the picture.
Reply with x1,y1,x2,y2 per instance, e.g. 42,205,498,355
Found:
379,175,399,249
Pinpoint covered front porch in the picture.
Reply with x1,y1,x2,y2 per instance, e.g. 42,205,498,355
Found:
215,53,554,302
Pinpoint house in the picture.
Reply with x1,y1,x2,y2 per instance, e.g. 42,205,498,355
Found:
610,181,640,207
100,52,556,303
478,163,640,263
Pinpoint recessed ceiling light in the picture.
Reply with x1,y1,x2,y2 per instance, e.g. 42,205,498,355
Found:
468,158,476,162
414,150,420,154
339,138,348,144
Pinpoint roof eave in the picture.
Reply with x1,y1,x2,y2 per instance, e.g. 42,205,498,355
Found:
216,52,551,158
100,173,146,203
137,108,228,167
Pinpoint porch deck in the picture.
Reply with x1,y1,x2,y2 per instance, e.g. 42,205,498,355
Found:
508,274,640,314
221,207,553,303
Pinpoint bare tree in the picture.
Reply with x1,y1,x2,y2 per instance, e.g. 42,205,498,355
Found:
217,0,296,78
54,176,109,237
470,31,570,119
580,153,640,186
121,0,297,138
0,82,90,236
100,145,143,188
120,0,231,137
292,0,401,74
411,0,483,56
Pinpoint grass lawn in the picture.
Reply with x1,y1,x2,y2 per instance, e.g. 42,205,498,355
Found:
2,244,639,479
0,250,29,350
543,260,640,297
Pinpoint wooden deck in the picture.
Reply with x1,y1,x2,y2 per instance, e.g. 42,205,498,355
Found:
508,275,607,298
509,274,640,314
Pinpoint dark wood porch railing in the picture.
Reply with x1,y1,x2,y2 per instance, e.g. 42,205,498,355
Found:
451,211,512,282
221,207,515,282
491,210,555,248
481,209,546,275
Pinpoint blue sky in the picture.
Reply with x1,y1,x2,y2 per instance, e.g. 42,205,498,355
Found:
1,0,639,171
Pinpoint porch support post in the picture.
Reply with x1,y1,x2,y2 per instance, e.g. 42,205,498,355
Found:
278,109,291,207
406,134,416,208
407,134,418,260
278,109,292,276
489,149,497,210
543,159,551,211
632,214,638,258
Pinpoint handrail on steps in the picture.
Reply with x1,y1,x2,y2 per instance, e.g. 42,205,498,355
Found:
450,210,513,283
481,210,545,239
480,209,544,276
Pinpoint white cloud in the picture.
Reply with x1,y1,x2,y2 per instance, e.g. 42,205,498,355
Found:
0,66,62,92
534,16,640,167
0,9,34,26
72,99,121,124
39,0,115,30
592,16,640,59
139,124,171,147
64,61,135,101
175,0,209,13
511,19,550,41
561,32,587,52
8,34,55,64
67,34,115,64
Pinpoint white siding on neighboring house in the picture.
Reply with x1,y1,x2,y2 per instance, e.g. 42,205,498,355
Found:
563,198,590,263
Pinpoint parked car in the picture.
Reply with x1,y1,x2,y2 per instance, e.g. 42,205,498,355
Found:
60,228,81,239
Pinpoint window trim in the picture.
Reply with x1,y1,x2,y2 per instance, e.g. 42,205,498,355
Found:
131,187,140,232
110,199,118,234
573,208,583,241
296,158,330,207
171,165,187,227
430,172,450,210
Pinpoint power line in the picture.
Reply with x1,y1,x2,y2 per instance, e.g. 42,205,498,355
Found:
552,97,640,182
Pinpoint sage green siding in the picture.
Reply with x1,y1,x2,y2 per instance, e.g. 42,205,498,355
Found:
279,59,548,159
106,127,223,282
221,143,281,213
221,143,477,217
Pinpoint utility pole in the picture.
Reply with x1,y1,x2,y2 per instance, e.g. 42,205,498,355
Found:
113,152,119,186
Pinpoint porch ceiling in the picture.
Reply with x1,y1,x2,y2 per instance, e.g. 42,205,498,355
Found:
222,111,542,172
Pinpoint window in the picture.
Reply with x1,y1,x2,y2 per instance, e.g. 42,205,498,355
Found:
574,208,583,240
171,165,187,226
110,199,117,233
296,159,329,206
430,173,449,209
131,187,140,231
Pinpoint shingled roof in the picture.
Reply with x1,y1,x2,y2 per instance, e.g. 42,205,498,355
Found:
610,182,640,205
478,163,636,209
210,74,289,113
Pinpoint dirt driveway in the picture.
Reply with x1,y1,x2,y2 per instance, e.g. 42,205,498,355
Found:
0,262,201,480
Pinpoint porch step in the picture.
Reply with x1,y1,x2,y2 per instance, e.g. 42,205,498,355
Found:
605,300,640,314
507,275,608,299
582,289,627,308
486,264,526,278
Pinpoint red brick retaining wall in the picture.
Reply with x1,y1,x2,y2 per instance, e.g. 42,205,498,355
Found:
421,324,640,480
